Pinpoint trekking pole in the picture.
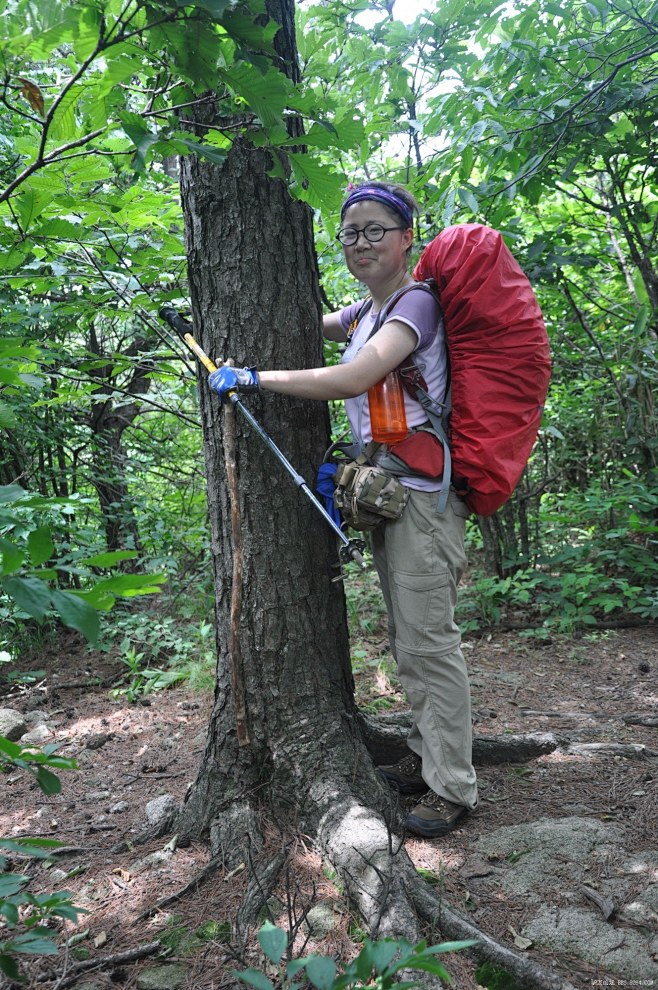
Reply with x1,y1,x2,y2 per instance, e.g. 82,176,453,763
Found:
158,307,367,570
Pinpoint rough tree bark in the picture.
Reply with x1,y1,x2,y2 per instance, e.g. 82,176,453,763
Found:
87,328,151,557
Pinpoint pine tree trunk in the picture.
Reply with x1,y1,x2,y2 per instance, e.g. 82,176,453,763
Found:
176,135,380,835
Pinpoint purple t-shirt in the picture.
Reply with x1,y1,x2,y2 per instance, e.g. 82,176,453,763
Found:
338,286,447,492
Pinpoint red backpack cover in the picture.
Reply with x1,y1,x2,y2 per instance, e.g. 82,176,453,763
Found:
413,223,551,517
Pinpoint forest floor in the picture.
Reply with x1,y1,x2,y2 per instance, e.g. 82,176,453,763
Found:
1,609,657,990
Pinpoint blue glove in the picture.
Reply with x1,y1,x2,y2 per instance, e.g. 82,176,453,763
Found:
208,366,259,401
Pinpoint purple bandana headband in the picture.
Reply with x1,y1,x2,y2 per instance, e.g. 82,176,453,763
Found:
340,185,413,229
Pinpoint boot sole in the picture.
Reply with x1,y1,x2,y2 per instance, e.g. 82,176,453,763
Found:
404,809,467,838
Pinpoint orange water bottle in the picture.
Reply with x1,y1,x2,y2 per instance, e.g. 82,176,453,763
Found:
368,371,408,444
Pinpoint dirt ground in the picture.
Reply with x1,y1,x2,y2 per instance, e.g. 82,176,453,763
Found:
1,619,657,990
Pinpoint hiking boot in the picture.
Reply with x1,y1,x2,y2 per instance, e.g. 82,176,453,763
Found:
405,791,468,838
378,752,426,794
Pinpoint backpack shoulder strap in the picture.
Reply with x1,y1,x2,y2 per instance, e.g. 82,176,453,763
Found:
383,281,452,513
346,298,373,343
377,280,438,327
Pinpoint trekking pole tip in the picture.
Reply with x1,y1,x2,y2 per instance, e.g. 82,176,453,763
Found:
340,538,367,569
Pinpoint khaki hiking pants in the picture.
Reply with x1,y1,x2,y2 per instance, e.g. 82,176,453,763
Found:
371,488,478,810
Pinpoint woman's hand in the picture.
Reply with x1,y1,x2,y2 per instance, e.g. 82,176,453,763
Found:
208,366,260,401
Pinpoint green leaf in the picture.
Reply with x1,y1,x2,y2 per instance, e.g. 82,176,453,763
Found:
78,550,137,568
0,837,64,858
287,152,343,212
82,573,166,598
286,959,309,979
0,952,20,979
0,486,27,504
217,63,291,128
221,8,278,50
177,138,228,167
10,931,59,955
305,955,337,990
396,957,451,979
118,112,159,171
0,401,17,428
257,922,286,964
0,737,22,758
193,0,235,17
233,968,275,990
458,186,479,215
427,939,478,954
13,190,52,231
0,539,25,576
50,591,99,645
0,901,19,925
0,874,29,899
370,940,399,972
354,941,374,982
632,304,649,336
1,576,51,620
48,85,81,143
27,528,54,567
35,767,62,795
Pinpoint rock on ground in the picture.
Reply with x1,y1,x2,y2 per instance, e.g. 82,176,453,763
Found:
473,816,658,981
0,708,27,740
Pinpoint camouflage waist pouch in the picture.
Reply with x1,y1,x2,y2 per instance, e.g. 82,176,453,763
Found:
333,460,409,532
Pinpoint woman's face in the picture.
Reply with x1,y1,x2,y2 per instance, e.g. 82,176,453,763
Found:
340,200,413,287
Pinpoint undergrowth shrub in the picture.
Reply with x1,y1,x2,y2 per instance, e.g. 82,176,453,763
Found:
235,921,476,990
0,738,86,980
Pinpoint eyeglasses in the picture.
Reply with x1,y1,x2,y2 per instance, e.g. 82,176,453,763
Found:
336,223,406,246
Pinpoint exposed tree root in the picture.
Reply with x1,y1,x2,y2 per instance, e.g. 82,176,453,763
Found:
315,792,423,942
136,854,225,921
360,711,658,766
114,771,582,990
235,850,287,938
51,940,161,990
359,711,565,766
314,790,448,989
111,815,174,854
473,733,566,766
565,741,658,759
309,783,577,990
521,709,658,728
209,799,266,870
467,618,657,634
410,876,578,990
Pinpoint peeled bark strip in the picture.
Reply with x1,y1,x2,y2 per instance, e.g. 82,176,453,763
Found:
223,399,250,747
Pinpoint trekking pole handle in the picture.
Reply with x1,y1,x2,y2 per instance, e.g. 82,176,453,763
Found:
159,306,194,339
183,333,217,375
159,306,234,384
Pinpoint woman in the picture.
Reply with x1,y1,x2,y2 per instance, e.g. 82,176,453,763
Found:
209,181,478,838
